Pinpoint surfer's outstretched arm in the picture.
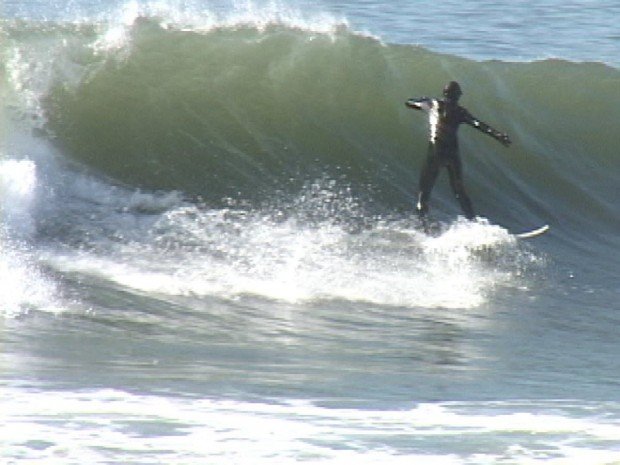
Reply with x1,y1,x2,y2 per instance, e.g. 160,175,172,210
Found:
464,111,511,147
406,97,433,111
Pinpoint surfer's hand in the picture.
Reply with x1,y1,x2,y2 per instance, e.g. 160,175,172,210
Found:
499,133,511,147
405,97,428,110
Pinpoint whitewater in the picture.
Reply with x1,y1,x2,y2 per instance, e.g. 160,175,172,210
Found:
2,1,620,464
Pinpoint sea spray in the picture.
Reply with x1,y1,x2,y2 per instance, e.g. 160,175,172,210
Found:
0,159,61,316
42,181,539,309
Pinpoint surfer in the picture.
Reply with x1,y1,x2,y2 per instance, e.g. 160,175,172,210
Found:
406,81,511,220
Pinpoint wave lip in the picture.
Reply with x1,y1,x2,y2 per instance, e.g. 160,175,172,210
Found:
90,0,353,52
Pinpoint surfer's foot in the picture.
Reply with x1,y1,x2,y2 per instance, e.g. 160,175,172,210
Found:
417,212,438,236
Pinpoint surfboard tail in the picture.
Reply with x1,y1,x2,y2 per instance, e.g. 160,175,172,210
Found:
515,224,549,239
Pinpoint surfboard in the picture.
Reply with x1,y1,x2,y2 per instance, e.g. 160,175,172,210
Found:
514,224,549,239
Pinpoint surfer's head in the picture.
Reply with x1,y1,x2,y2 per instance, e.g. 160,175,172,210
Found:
443,81,462,102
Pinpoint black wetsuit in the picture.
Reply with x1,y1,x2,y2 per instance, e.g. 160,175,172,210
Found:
406,94,510,220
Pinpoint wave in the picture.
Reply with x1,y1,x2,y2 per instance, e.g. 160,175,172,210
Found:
4,11,620,235
5,387,620,464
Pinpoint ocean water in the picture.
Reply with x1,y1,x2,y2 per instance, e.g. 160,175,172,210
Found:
2,0,620,463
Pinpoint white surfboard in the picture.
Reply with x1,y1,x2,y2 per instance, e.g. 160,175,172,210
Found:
514,224,549,239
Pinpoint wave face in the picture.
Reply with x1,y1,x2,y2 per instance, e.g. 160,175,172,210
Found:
5,13,620,234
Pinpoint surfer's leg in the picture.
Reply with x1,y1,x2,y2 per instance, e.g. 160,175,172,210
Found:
446,155,475,220
416,149,440,217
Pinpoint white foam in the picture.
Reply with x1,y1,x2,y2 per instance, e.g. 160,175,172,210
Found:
0,239,64,317
45,199,530,310
0,159,64,316
2,387,619,464
0,159,38,236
